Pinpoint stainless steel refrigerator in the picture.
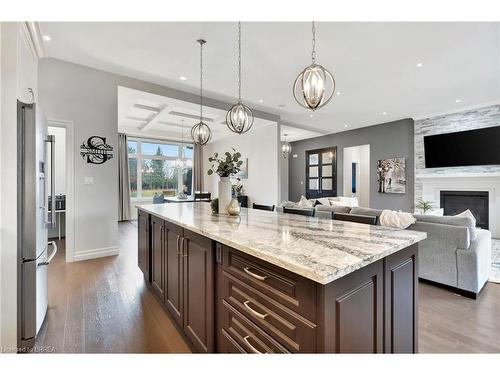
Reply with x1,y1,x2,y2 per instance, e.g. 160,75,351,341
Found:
17,100,58,349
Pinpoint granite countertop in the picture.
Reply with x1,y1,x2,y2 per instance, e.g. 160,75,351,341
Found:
136,203,427,285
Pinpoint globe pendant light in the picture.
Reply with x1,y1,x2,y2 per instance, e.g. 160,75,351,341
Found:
293,22,335,111
226,22,254,134
191,39,212,146
281,133,292,159
175,120,186,169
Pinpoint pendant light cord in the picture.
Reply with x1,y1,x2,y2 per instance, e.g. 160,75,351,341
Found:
238,21,242,102
199,40,204,121
311,21,316,64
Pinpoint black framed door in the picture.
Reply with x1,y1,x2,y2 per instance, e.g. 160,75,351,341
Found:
306,147,337,199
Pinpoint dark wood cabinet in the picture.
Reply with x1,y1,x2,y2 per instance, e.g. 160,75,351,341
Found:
141,215,215,353
137,210,150,282
217,244,418,354
384,244,418,353
182,229,214,353
319,260,384,353
150,215,165,302
164,221,183,327
139,211,418,354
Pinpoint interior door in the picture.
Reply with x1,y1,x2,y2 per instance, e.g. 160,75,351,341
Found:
306,147,337,199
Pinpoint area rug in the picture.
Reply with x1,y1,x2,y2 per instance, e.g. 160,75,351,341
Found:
490,239,500,284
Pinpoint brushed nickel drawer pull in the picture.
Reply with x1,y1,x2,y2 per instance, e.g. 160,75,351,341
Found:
243,300,268,320
243,335,266,354
243,267,268,281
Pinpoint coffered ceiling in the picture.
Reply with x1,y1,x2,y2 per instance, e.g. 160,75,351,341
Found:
117,86,279,142
42,22,500,135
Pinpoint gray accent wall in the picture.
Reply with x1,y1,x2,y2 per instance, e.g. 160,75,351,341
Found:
414,104,500,207
289,119,415,212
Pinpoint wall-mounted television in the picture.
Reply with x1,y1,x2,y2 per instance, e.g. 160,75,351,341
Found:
424,126,500,168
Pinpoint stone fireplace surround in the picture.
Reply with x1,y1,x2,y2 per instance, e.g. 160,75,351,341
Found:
414,104,500,238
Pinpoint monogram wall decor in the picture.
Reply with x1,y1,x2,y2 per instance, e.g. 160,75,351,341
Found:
80,136,114,164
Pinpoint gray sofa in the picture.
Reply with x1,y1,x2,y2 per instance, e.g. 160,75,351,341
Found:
345,207,491,298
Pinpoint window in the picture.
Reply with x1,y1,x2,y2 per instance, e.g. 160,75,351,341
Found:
128,138,194,200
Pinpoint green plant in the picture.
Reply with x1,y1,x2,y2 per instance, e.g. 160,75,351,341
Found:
416,200,433,214
207,148,243,178
210,198,219,214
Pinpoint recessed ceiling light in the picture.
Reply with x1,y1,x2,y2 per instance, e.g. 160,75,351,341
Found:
336,91,341,96
382,111,387,115
179,76,187,81
259,99,264,103
310,114,314,118
455,99,462,103
416,62,424,68
43,35,51,41
344,124,349,128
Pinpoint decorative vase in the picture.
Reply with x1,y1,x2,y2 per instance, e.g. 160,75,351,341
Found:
218,177,232,214
227,198,241,216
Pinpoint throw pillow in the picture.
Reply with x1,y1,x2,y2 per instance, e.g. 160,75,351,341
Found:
455,209,477,228
297,195,314,208
379,210,416,229
454,209,476,239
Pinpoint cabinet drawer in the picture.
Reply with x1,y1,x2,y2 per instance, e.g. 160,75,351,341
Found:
221,270,317,353
220,329,246,353
222,245,317,322
220,299,289,354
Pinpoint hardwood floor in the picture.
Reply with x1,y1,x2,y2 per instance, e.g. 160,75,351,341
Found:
35,222,191,353
36,221,500,353
419,281,500,353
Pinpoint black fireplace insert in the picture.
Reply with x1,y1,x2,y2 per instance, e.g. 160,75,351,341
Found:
440,190,489,229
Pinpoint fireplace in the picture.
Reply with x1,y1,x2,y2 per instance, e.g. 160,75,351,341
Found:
440,191,489,229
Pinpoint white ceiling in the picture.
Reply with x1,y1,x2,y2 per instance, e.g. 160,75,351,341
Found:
41,22,500,134
118,86,276,142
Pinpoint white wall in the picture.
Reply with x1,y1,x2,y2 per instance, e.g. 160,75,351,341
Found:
39,59,120,260
203,124,279,208
1,22,39,350
343,145,370,207
47,126,66,195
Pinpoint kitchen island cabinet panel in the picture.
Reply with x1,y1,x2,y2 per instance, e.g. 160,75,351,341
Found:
182,229,214,353
164,221,183,327
150,215,164,302
319,260,384,353
384,244,419,353
137,210,150,282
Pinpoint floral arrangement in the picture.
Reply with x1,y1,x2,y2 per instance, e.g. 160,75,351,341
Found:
207,148,243,178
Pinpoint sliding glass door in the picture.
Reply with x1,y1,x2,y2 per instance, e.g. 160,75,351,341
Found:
305,147,337,198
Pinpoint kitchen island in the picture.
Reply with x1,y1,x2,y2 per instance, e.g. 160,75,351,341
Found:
136,202,426,354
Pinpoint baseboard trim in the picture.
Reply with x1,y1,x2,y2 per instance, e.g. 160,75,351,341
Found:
73,246,119,262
